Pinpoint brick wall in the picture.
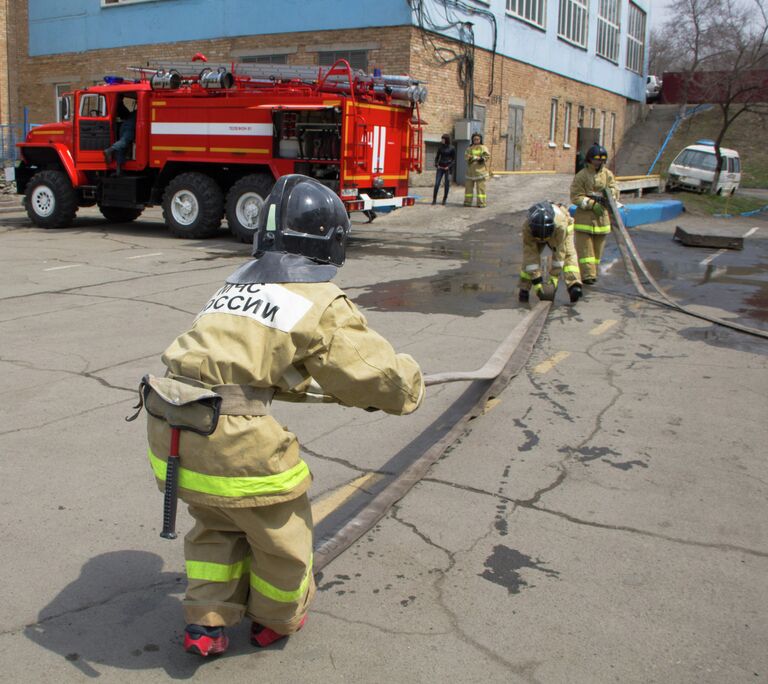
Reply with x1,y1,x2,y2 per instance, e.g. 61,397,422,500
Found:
409,28,633,176
10,15,635,175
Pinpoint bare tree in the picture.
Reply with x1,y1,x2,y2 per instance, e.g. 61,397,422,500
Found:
658,0,768,193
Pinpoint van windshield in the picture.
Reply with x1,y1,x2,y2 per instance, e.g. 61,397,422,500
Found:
673,149,717,171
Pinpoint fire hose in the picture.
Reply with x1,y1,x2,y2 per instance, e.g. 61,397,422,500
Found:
605,191,768,341
313,300,552,571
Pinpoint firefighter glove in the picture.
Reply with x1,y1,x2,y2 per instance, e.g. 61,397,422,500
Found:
591,201,605,217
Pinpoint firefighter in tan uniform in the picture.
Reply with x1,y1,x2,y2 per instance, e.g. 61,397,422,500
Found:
569,144,618,284
145,175,424,657
518,201,583,304
464,133,491,208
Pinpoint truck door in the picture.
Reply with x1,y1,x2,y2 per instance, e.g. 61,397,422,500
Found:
75,92,110,166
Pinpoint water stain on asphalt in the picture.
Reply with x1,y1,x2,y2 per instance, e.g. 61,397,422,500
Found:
559,445,622,463
351,214,525,316
479,545,560,594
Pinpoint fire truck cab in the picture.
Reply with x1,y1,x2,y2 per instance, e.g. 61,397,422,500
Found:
13,59,425,241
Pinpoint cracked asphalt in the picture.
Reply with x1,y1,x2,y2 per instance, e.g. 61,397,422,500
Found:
0,175,766,683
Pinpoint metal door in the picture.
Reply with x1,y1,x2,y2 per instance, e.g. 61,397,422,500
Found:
506,105,523,170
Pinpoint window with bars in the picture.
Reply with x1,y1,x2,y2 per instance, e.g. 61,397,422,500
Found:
577,105,585,127
318,50,368,71
626,2,647,73
610,112,616,149
506,0,547,29
241,54,288,64
549,98,558,143
558,0,588,48
596,0,621,63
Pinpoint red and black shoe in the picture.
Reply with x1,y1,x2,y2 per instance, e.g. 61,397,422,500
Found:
250,616,306,648
183,624,229,657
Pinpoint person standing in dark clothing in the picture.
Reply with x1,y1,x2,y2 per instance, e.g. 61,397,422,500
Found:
432,134,456,205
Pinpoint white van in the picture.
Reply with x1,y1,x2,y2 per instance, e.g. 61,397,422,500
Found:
667,140,741,194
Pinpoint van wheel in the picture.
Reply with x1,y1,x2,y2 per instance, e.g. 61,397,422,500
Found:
226,174,274,243
24,170,78,229
162,172,224,239
99,206,143,223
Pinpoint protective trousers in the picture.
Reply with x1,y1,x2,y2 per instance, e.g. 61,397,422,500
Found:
183,494,315,634
464,178,487,207
574,231,607,281
518,231,581,292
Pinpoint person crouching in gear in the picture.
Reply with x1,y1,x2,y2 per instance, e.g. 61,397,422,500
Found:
145,175,424,657
569,143,618,285
518,201,583,304
464,133,491,208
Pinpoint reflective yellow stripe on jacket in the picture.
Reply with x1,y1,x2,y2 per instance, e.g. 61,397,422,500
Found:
148,448,310,498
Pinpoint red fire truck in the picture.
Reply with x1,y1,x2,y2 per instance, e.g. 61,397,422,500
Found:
13,58,425,241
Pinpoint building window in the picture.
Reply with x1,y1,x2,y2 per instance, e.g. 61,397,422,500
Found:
558,0,589,49
55,84,71,122
473,103,487,133
577,105,585,127
610,112,616,149
589,108,596,127
506,0,547,29
241,54,288,64
626,2,647,74
597,0,621,63
318,50,368,71
549,98,558,144
563,102,572,146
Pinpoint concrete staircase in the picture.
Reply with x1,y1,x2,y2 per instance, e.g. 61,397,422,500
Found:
614,105,679,176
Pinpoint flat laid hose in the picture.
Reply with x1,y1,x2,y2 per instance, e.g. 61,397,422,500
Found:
606,192,768,341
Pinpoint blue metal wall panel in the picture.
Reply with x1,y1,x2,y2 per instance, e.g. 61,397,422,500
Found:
28,0,412,56
28,0,647,100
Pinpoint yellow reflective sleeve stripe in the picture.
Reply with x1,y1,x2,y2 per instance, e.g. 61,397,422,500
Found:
563,265,580,273
579,257,600,264
187,557,250,582
250,557,313,603
148,448,310,498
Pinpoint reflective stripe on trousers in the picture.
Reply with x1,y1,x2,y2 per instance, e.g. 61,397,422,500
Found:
186,556,313,603
573,223,611,234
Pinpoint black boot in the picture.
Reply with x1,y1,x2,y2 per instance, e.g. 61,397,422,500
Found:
518,289,530,303
568,284,583,303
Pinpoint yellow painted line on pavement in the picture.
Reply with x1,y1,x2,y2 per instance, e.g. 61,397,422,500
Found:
589,320,617,336
312,472,382,525
532,351,570,375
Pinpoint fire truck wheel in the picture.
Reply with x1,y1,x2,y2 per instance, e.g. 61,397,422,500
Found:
99,206,143,224
162,172,224,239
24,170,78,229
225,174,274,243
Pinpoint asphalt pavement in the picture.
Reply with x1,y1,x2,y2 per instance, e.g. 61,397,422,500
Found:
0,175,766,683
